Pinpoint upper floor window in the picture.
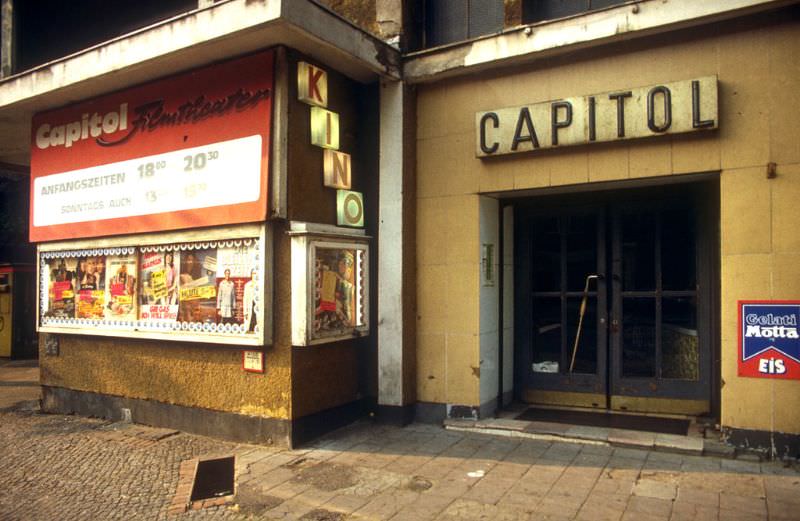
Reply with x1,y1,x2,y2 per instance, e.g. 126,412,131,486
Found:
12,0,197,74
418,1,632,50
424,0,504,48
523,0,630,24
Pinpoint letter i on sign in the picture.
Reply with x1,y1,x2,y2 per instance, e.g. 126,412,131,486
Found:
311,107,340,150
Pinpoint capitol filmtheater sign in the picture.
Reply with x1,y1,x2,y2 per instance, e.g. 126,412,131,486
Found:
476,77,718,157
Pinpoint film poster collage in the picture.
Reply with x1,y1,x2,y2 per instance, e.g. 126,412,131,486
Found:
43,243,261,334
313,247,361,335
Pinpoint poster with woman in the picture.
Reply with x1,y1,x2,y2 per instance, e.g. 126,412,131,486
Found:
215,246,258,326
178,248,217,324
138,251,180,325
75,255,106,319
242,269,260,333
104,254,138,321
44,256,78,318
314,248,357,334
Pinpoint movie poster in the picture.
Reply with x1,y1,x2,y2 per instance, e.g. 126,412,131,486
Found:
105,254,138,321
215,246,259,327
139,251,180,324
40,238,263,339
314,248,357,334
178,248,217,324
75,255,106,319
44,257,78,318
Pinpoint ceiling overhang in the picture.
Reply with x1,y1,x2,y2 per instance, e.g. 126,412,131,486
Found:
0,0,400,167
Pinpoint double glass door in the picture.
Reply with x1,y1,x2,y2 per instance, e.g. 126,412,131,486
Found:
516,193,711,414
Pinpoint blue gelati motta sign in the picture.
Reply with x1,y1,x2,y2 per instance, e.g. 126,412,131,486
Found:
738,300,800,379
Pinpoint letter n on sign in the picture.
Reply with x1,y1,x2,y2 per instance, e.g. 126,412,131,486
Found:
324,149,351,189
297,62,327,107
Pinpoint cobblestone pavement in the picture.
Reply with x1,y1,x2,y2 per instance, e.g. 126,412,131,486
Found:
1,406,798,521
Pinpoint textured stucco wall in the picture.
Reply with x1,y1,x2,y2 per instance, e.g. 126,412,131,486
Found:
415,14,800,434
40,335,292,419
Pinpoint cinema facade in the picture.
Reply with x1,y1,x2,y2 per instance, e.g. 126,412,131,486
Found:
407,2,800,456
17,2,407,448
1,0,798,454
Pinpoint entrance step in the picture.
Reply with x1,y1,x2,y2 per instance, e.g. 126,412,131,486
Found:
443,417,734,458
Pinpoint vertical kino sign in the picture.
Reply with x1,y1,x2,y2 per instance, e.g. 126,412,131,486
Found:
476,76,717,157
30,50,275,242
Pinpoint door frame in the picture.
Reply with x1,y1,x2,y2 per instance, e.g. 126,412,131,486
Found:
510,175,720,416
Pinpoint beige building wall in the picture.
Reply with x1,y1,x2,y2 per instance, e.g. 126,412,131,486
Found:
416,19,800,434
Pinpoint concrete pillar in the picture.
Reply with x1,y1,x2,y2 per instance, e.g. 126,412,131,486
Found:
377,79,415,424
1,0,14,78
479,197,500,417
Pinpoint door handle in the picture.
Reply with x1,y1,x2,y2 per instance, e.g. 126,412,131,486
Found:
610,318,620,333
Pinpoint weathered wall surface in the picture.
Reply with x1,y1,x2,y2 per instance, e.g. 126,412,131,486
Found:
287,51,378,419
39,335,292,419
416,15,800,434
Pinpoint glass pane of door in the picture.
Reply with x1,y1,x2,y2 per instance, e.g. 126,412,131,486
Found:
531,217,560,292
532,296,562,373
621,212,655,291
566,214,598,292
662,208,696,291
621,297,656,377
661,297,699,381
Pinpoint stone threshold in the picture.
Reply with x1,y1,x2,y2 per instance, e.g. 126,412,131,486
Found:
442,417,745,459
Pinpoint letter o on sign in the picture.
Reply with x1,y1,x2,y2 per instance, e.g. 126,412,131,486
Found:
337,190,364,227
344,193,363,223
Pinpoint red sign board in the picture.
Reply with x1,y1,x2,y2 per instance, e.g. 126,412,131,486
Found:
30,50,275,242
738,300,800,379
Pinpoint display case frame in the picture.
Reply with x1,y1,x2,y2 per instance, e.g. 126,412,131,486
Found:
37,223,272,347
289,222,370,346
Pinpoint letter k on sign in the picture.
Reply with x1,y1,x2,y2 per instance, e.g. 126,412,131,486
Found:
298,62,328,108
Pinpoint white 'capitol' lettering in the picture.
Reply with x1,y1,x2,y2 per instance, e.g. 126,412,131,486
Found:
35,103,128,150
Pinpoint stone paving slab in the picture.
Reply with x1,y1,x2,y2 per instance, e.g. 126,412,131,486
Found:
565,425,610,442
654,433,704,455
0,322,789,520
0,405,798,520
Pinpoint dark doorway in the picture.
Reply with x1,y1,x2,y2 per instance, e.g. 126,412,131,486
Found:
514,181,716,415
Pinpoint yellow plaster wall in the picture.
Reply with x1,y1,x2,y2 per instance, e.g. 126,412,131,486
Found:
39,336,292,419
416,17,800,433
